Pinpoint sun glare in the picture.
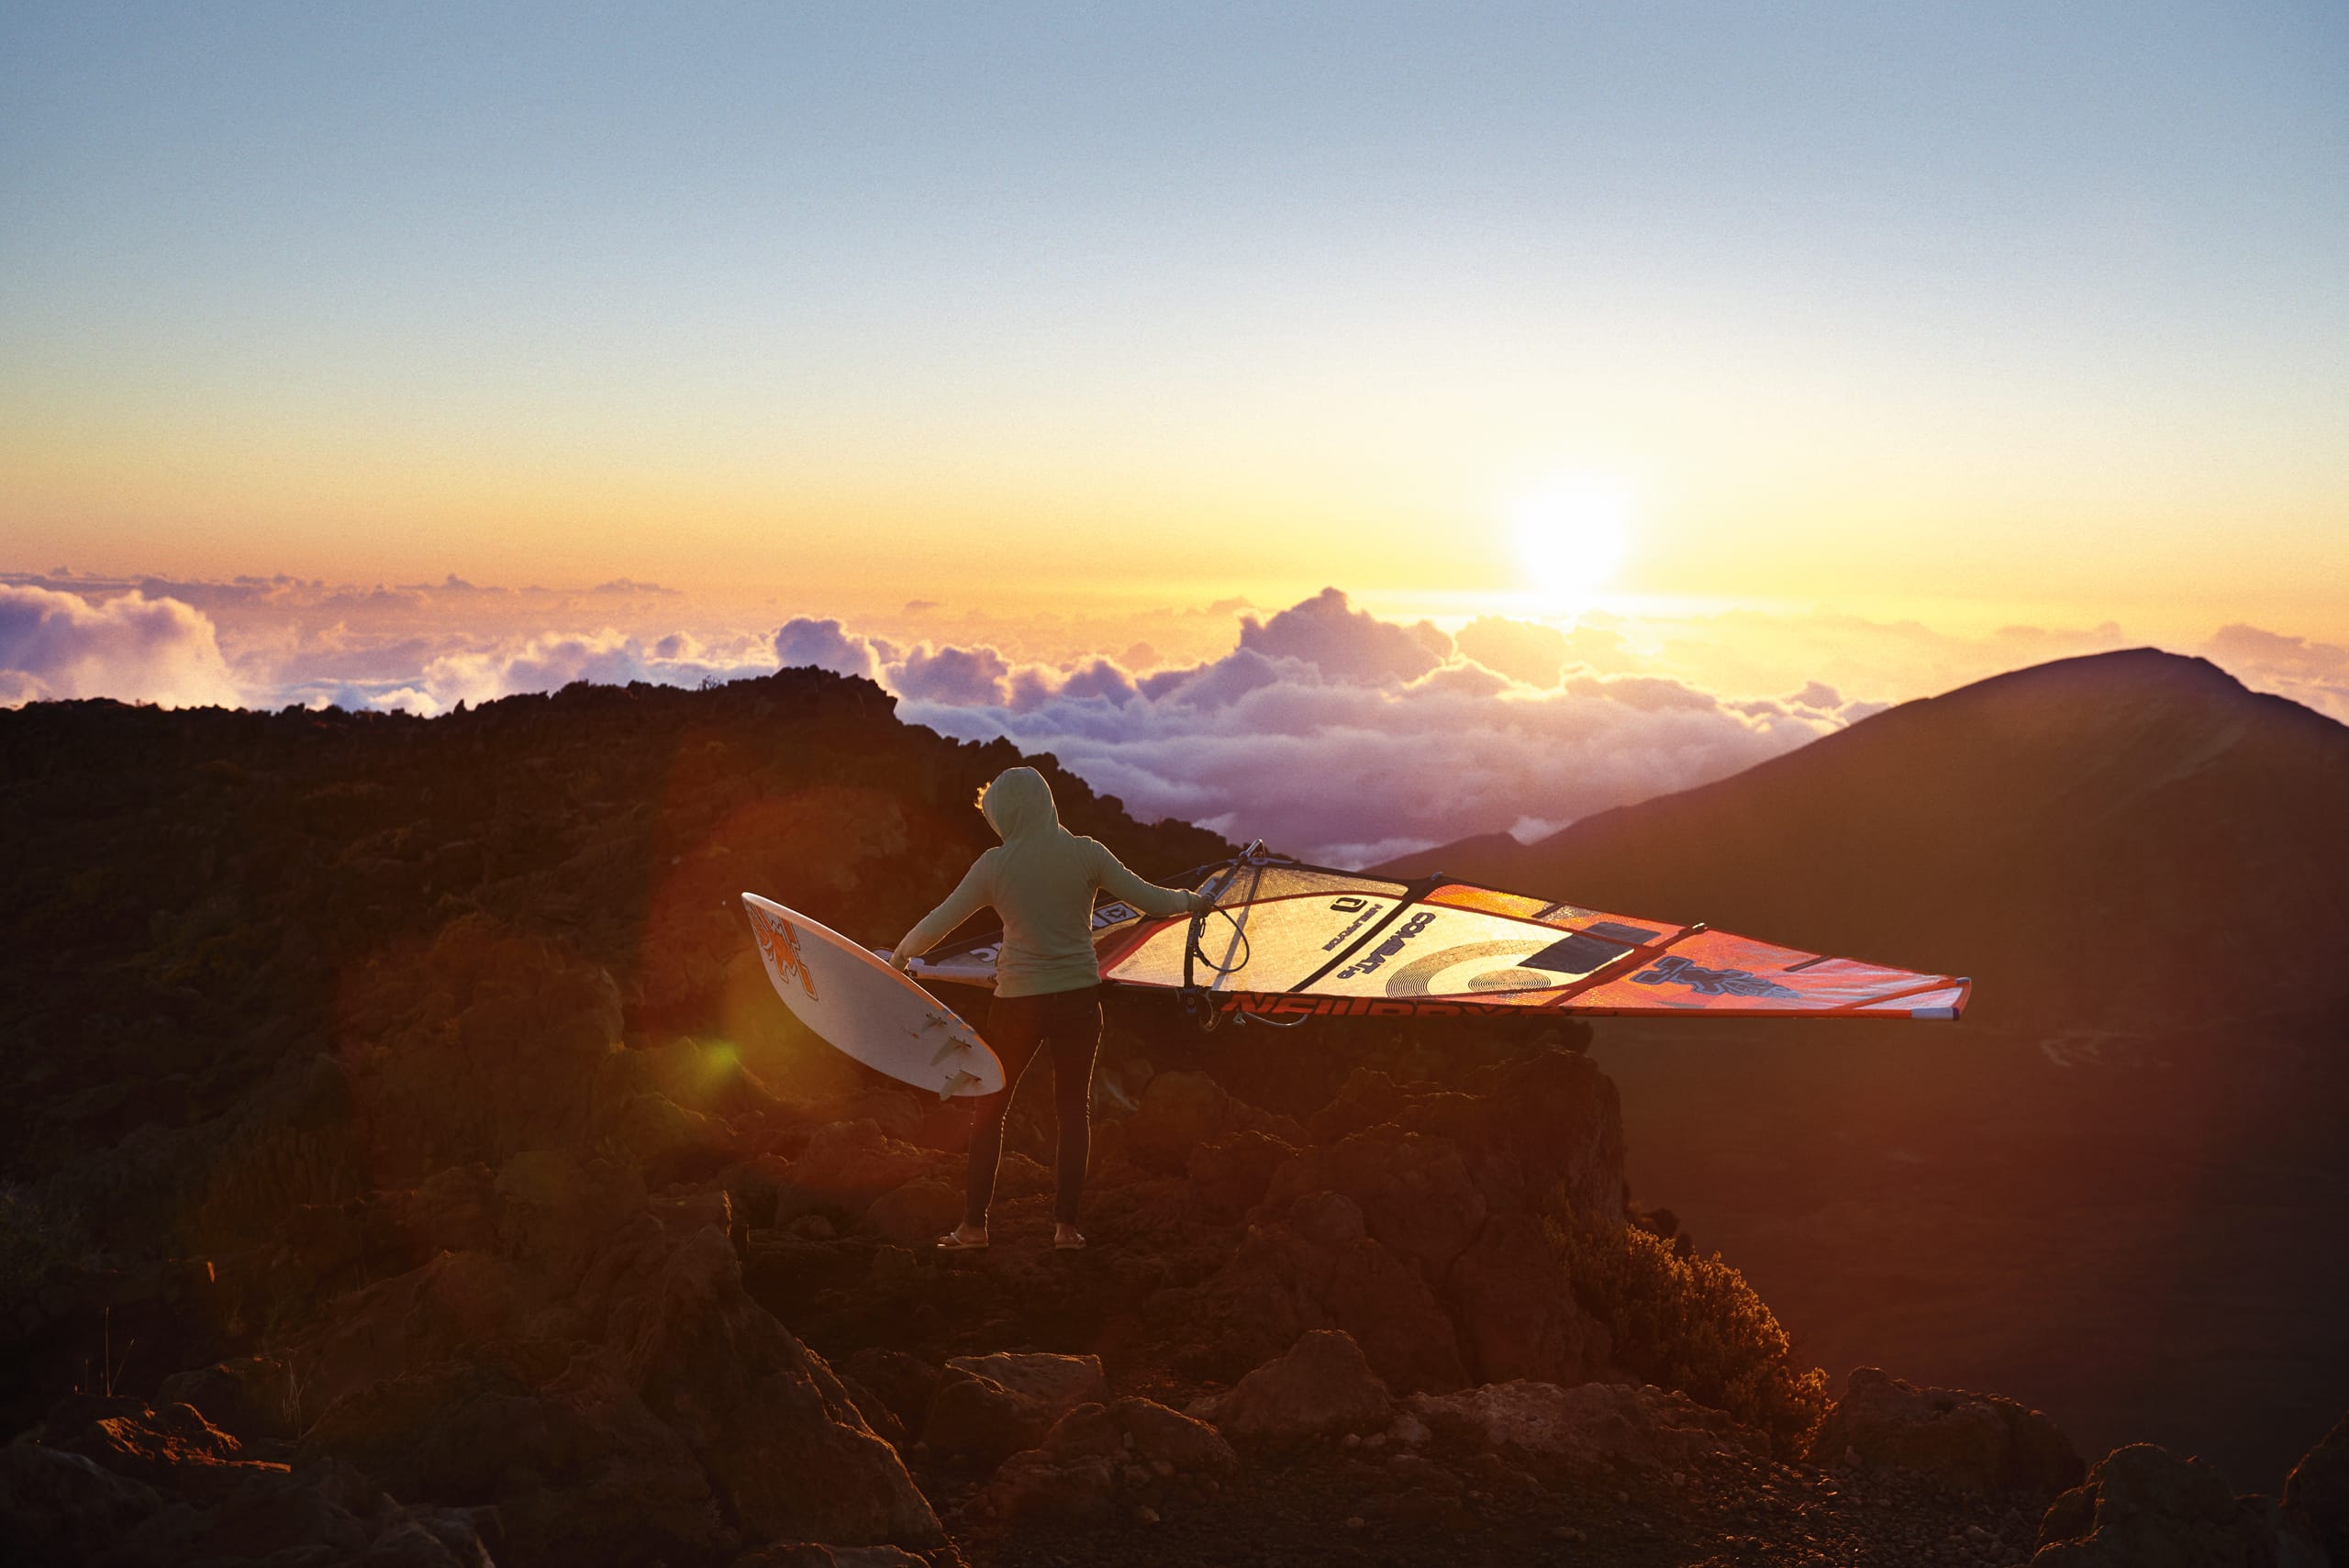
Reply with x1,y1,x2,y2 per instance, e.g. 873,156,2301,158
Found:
1511,474,1633,610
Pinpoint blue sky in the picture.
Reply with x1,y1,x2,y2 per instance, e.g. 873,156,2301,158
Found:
3,2,2343,628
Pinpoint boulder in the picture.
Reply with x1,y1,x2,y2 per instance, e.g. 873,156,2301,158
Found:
113,1454,501,1568
1265,1125,1488,1276
41,1396,250,1486
1442,1211,1612,1386
301,1351,729,1568
976,1397,1236,1523
730,1546,929,1568
1,1434,499,1568
303,1248,530,1419
1812,1366,2083,1496
1150,1194,1466,1394
1406,1380,1751,1474
618,1225,941,1547
776,1122,936,1224
0,1441,164,1564
862,1177,963,1248
923,1355,1103,1470
2283,1411,2349,1563
942,1351,1107,1416
922,1374,1050,1468
158,1356,303,1443
1206,1329,1395,1446
2032,1442,2324,1567
1126,1072,1243,1174
1186,1130,1295,1220
841,1350,942,1443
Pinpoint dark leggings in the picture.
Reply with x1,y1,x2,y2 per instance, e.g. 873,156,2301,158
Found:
964,984,1102,1228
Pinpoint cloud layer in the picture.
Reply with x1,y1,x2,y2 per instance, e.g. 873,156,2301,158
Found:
0,584,244,708
6,571,2343,866
885,591,1842,864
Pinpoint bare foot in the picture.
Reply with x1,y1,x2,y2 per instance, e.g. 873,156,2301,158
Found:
1053,1223,1085,1251
936,1223,988,1251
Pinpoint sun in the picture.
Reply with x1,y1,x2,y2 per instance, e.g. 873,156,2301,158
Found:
1511,473,1633,611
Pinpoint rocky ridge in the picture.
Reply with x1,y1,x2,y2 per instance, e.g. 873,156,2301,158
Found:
1,670,2342,1565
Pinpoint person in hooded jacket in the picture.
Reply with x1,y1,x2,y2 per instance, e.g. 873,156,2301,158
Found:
892,765,1208,1251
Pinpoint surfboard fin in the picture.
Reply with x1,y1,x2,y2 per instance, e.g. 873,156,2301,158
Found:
930,1038,967,1067
938,1069,980,1102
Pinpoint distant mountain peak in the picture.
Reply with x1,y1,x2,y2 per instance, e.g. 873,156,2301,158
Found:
1380,649,2349,1033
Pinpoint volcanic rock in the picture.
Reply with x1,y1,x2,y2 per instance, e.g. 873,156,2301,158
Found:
776,1120,938,1225
924,1354,1106,1470
1150,1189,1468,1394
1813,1366,2083,1497
300,1351,729,1568
976,1397,1237,1523
841,1349,943,1443
862,1176,964,1248
2283,1411,2349,1563
1204,1329,1396,1446
2032,1442,2323,1566
618,1225,941,1546
944,1351,1108,1414
42,1395,249,1485
1442,1210,1613,1386
0,1441,164,1565
1186,1129,1296,1221
1405,1380,1751,1474
157,1356,303,1443
730,1545,929,1568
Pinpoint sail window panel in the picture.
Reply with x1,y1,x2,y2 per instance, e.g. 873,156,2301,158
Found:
1105,893,1407,993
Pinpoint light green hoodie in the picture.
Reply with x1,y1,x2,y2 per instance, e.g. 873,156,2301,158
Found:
895,766,1203,997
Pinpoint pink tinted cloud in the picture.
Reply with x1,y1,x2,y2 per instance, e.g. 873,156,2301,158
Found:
888,591,1840,865
0,585,244,708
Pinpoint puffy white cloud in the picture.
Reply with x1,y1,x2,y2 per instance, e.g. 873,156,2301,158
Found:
0,585,245,708
1235,587,1451,684
2201,623,2349,722
895,595,1838,866
773,617,884,682
887,643,1012,706
399,630,774,713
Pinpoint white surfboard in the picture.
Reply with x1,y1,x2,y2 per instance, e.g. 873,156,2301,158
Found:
741,893,1005,1098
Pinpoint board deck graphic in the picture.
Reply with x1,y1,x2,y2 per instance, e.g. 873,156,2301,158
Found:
741,893,1005,1096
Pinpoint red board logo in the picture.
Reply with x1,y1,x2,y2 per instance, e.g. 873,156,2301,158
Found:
754,909,818,1001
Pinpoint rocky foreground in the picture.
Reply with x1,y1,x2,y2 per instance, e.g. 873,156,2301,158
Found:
9,1027,2343,1567
2,674,2344,1565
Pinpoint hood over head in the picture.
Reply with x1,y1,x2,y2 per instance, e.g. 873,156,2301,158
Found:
979,765,1059,842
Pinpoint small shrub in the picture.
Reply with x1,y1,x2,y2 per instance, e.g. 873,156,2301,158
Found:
1544,1189,1827,1456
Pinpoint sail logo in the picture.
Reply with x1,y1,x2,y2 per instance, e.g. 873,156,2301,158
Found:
753,909,818,1001
1631,954,1795,999
1320,898,1386,952
1336,909,1436,978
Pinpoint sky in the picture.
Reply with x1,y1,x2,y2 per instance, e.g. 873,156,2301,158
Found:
3,3,2345,859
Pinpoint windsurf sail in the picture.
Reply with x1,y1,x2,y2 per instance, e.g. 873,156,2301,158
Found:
905,845,1970,1023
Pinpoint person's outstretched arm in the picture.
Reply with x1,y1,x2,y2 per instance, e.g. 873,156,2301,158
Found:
891,855,993,969
1090,841,1210,919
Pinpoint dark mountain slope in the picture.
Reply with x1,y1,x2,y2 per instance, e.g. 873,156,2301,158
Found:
1382,649,2349,1035
1386,650,2349,1485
